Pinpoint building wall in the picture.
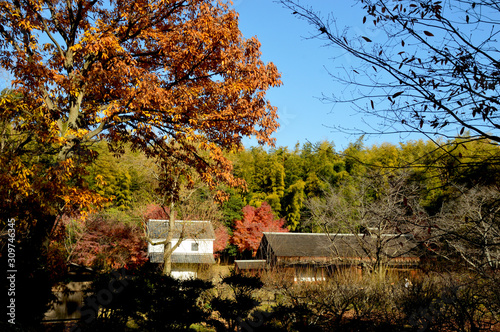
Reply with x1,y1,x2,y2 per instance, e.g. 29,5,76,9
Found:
174,239,213,254
171,270,197,280
148,239,213,255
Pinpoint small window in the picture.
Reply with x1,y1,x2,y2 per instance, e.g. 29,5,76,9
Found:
191,243,199,251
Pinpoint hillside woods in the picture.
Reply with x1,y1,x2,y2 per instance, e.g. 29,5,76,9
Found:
56,137,500,269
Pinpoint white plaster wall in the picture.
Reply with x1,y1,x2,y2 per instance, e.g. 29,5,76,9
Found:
171,270,197,280
173,239,213,254
148,239,213,254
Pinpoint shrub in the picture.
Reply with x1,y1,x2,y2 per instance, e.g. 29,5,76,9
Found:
75,265,213,331
210,272,265,331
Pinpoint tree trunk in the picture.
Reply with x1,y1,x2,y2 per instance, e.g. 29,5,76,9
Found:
162,209,175,275
163,241,172,275
162,200,177,276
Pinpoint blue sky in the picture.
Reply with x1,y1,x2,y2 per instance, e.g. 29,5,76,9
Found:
233,0,412,150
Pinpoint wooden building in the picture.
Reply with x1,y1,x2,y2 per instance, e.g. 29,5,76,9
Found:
234,259,267,276
256,232,421,282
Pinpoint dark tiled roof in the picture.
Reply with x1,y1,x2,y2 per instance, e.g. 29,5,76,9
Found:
149,252,215,264
235,260,267,270
260,232,419,260
147,220,215,240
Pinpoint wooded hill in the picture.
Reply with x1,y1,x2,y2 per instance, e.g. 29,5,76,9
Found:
88,136,500,243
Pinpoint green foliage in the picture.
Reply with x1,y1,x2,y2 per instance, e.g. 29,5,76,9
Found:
86,142,157,210
78,136,500,236
282,180,305,231
227,137,500,231
221,188,246,228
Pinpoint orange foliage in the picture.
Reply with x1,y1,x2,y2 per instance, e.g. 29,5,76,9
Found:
0,93,107,236
0,0,281,208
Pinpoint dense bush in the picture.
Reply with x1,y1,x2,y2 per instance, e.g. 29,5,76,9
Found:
210,272,265,331
74,265,212,331
66,265,500,332
74,267,272,332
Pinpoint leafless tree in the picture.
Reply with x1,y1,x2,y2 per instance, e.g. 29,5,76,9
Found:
434,185,500,274
306,170,429,272
279,0,500,145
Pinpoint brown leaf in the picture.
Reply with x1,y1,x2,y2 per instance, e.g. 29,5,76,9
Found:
392,91,404,98
424,31,434,37
362,36,372,42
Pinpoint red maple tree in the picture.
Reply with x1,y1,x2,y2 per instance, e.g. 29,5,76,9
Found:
64,215,148,271
214,223,230,257
232,202,288,256
143,203,170,220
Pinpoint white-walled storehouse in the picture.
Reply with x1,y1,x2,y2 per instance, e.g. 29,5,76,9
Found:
147,219,215,279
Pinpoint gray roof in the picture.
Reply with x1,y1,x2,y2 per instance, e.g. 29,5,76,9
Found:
149,252,215,264
235,260,267,270
148,220,215,240
259,232,419,260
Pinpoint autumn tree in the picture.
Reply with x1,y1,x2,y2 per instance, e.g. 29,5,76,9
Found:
60,213,148,271
0,91,105,325
280,0,500,146
214,223,230,259
0,90,106,240
0,1,280,323
0,0,280,219
232,202,288,257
